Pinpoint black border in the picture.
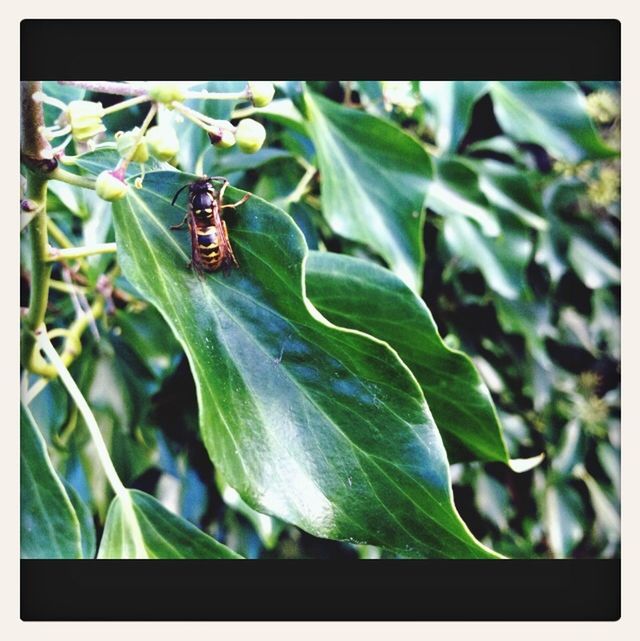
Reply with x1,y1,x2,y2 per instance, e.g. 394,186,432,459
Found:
22,559,620,621
21,19,621,80
20,19,622,623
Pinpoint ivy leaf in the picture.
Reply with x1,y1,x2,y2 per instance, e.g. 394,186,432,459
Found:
489,81,616,163
21,404,83,559
304,89,432,293
469,159,548,231
61,478,97,559
72,148,169,177
568,236,621,289
111,171,498,558
543,484,584,558
98,489,241,559
442,209,532,300
420,81,489,152
305,251,510,464
428,159,500,237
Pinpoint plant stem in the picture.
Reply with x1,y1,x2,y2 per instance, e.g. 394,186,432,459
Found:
231,106,257,120
49,279,89,295
117,103,157,170
57,80,146,97
47,218,90,273
46,243,118,262
102,94,151,116
21,172,53,375
172,101,233,132
36,328,127,499
280,163,317,206
170,101,213,130
49,167,96,190
21,81,54,161
184,88,249,101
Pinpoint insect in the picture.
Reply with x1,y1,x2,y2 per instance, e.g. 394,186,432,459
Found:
170,176,249,275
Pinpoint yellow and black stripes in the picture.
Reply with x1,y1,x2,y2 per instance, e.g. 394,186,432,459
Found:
195,223,222,270
172,177,245,275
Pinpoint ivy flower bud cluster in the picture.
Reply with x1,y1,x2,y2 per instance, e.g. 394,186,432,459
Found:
95,169,128,202
67,100,107,142
35,80,276,202
586,90,620,125
115,125,180,164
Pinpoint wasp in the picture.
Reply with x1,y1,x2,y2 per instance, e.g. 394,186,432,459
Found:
170,176,249,275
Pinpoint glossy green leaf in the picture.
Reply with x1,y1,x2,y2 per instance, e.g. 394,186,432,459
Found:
98,489,241,559
61,478,97,558
489,81,616,163
420,81,489,152
212,147,293,174
72,148,169,177
218,476,285,550
21,404,83,559
442,209,531,300
305,251,509,464
304,89,432,293
544,483,584,557
428,159,500,237
469,159,548,231
111,171,497,558
568,236,620,289
254,98,309,136
475,472,512,531
494,297,555,368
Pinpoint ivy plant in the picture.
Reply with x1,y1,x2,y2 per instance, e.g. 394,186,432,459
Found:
20,80,619,559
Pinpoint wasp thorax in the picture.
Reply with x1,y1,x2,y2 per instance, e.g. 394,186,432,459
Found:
192,190,214,213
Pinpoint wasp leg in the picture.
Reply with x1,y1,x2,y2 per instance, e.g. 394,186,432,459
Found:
170,214,189,230
221,193,250,210
222,220,239,275
185,218,206,278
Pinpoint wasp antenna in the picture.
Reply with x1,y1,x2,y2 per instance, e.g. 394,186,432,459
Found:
171,183,190,207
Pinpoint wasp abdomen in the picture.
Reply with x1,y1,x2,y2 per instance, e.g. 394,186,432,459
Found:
195,224,222,270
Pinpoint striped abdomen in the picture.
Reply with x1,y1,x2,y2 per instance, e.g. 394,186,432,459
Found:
195,221,222,271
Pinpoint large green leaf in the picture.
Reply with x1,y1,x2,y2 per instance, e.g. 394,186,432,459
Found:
61,478,97,559
489,81,616,163
304,89,432,293
98,489,241,559
305,251,509,464
420,81,489,152
568,236,620,289
111,170,498,558
21,404,83,559
543,483,584,558
468,159,548,231
442,209,532,300
428,159,500,237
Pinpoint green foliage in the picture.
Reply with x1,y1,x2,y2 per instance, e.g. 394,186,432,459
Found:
21,404,88,558
98,489,242,559
20,79,620,560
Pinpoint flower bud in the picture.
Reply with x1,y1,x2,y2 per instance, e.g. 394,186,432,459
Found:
145,125,180,161
67,100,106,142
95,171,128,202
116,127,149,163
148,82,186,104
247,81,275,108
235,119,266,154
586,90,620,124
208,127,236,149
